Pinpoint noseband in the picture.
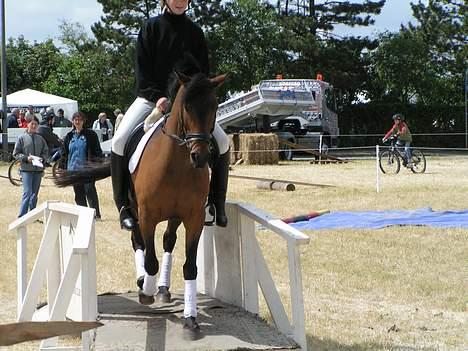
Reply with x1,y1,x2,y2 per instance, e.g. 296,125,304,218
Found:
161,109,213,150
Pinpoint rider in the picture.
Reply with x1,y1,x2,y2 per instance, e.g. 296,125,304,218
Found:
382,113,413,165
111,0,230,231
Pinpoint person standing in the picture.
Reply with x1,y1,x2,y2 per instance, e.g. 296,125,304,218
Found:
7,108,20,128
13,116,49,217
114,109,124,132
53,108,72,127
60,112,103,219
92,112,113,141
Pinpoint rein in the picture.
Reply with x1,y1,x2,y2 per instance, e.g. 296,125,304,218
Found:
161,109,212,148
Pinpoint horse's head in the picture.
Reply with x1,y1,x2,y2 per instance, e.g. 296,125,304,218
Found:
175,72,226,168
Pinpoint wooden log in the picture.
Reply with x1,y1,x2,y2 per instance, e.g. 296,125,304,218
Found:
0,321,103,346
230,174,334,188
256,181,295,191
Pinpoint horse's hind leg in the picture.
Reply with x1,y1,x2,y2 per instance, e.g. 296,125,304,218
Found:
131,224,146,290
181,215,205,336
138,214,158,305
156,218,181,303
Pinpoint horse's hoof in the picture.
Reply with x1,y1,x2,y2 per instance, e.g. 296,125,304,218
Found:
138,289,155,305
183,317,202,341
136,276,144,290
156,286,171,303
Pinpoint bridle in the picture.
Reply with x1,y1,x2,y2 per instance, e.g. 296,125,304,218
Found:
161,107,213,150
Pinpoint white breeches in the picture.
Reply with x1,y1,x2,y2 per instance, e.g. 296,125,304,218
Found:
112,97,229,156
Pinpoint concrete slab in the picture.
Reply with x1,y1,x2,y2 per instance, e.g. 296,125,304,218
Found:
94,292,298,351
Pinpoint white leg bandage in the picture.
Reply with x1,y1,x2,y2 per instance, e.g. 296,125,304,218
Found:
157,252,172,288
134,249,146,279
143,273,157,296
184,280,197,318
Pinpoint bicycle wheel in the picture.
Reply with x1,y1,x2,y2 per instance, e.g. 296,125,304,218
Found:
410,150,426,174
379,150,400,174
8,159,23,186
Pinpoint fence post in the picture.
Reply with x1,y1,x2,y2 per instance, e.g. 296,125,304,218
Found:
376,145,380,193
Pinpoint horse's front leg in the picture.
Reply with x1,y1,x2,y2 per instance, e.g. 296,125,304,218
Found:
131,224,146,291
182,213,205,337
156,218,181,303
138,214,158,305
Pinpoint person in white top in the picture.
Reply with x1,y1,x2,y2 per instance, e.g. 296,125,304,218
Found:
92,112,114,141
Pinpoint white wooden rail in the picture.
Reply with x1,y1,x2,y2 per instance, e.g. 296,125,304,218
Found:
198,201,311,350
8,201,97,351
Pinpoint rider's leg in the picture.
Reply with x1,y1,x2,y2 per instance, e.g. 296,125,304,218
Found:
111,97,155,230
404,142,412,164
209,123,230,227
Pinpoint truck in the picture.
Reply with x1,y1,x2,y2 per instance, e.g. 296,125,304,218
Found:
216,78,339,160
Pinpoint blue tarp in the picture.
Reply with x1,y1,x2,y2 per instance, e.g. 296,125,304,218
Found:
289,208,468,230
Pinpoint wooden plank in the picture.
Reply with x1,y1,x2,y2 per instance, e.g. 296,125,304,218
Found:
236,202,311,244
252,236,292,336
0,321,101,347
8,201,51,231
287,241,307,350
73,207,96,254
17,227,27,317
279,138,347,162
19,212,60,321
239,213,259,314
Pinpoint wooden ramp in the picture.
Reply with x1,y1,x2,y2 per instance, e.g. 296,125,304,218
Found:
94,292,298,351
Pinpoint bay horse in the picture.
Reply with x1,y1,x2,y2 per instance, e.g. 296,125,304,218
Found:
55,72,226,336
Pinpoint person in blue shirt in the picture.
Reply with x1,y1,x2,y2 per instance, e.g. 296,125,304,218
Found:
60,112,103,219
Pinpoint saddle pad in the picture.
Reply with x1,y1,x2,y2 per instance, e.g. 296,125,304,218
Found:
128,118,164,174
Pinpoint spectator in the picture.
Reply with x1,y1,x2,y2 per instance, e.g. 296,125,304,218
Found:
61,112,103,219
114,108,124,131
18,110,28,128
37,112,63,163
54,108,72,127
13,116,49,217
25,111,35,124
92,112,113,141
7,108,20,128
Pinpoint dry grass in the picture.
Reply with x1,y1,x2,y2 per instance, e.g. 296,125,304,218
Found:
0,156,467,350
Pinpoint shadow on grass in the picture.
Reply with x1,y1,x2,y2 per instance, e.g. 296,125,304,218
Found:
307,333,438,351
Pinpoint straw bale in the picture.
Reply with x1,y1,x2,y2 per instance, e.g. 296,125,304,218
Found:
238,133,279,165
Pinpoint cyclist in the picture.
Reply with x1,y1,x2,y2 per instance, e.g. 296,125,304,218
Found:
382,113,413,166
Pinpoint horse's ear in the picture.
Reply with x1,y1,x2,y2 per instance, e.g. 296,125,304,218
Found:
210,74,227,89
175,71,191,85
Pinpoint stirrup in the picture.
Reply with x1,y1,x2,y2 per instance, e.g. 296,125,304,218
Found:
204,203,215,226
119,206,137,231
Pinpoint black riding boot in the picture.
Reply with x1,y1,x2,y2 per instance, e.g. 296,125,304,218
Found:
111,152,137,231
209,150,230,227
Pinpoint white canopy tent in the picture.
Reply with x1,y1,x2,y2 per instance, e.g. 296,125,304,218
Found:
2,88,78,120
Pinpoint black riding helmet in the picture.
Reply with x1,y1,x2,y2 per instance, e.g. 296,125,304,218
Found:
392,113,405,122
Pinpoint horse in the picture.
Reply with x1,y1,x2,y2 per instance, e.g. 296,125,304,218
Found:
55,71,226,337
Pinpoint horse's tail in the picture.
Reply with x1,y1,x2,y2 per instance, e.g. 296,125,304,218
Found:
54,160,111,187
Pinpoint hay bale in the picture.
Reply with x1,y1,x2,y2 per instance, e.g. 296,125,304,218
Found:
228,133,241,165
238,133,279,165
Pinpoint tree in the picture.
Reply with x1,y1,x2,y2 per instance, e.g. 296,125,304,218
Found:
4,37,62,93
366,0,466,105
211,0,289,95
44,23,134,114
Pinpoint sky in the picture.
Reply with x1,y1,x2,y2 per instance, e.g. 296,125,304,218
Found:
5,0,416,43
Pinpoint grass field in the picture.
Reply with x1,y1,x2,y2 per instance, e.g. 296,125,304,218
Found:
0,156,467,350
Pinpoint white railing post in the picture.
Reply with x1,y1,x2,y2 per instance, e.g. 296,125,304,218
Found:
376,144,380,193
17,226,27,317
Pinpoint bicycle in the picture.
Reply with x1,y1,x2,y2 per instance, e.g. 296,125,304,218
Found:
8,157,61,186
379,137,426,174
